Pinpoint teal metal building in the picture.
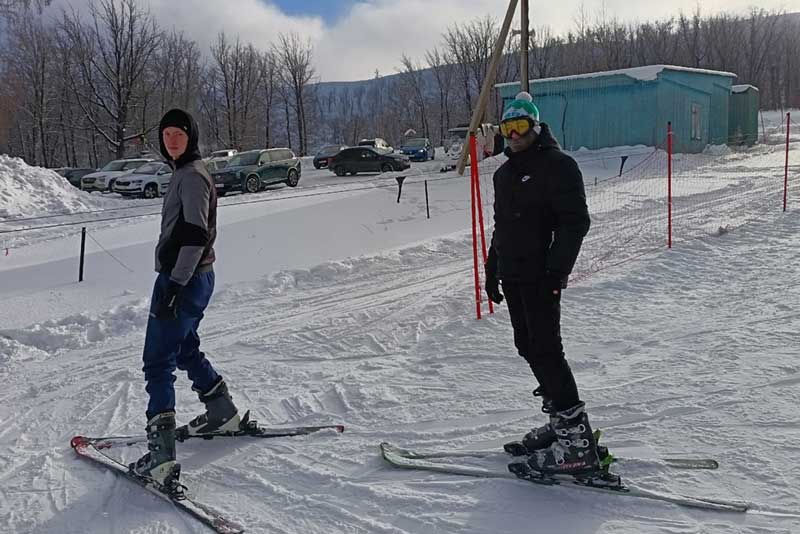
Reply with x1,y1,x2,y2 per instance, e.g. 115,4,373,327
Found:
729,84,760,146
496,65,738,153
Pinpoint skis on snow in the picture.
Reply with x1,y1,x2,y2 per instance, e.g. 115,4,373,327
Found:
71,435,244,534
379,442,749,513
71,411,345,533
386,441,720,471
504,437,720,470
81,410,345,450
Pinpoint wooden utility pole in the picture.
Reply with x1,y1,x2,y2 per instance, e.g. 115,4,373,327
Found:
457,0,519,175
521,0,530,93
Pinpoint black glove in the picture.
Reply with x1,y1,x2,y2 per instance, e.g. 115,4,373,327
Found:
151,280,182,320
485,274,504,304
484,247,504,304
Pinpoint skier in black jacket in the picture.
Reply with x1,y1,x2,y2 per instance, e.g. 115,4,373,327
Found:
130,109,241,487
485,92,596,476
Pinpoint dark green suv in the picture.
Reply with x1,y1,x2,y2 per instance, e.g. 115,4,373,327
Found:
211,148,301,195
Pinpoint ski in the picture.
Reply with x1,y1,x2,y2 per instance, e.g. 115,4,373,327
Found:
80,411,345,450
71,436,244,534
505,440,719,470
383,442,718,471
380,442,748,513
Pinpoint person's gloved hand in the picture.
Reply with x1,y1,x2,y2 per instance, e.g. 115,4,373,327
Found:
485,273,504,304
484,246,504,304
151,280,182,320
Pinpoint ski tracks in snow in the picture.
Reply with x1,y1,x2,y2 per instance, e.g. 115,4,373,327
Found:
3,213,800,531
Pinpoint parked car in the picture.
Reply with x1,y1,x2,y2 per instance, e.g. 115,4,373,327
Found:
113,162,172,199
439,124,495,172
205,159,229,172
81,158,154,192
328,147,410,176
357,138,393,152
209,149,238,159
55,167,97,188
399,138,435,161
204,148,237,172
211,148,301,195
313,145,347,169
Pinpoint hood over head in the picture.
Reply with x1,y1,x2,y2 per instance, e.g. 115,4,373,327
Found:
159,108,202,169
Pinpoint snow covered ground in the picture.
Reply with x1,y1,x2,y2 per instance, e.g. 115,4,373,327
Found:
1,128,799,533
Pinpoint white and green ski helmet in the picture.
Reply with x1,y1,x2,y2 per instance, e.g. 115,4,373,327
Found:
502,92,540,123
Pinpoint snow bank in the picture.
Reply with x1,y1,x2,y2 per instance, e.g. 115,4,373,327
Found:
0,300,149,365
0,155,124,219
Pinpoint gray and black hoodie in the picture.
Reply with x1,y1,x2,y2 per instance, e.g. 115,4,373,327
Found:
154,109,217,286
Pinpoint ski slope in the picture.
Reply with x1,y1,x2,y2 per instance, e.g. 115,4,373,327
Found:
0,137,798,533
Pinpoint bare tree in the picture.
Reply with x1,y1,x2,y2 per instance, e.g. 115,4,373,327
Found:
276,81,294,150
260,50,278,148
706,14,739,71
0,0,49,19
444,22,476,116
593,17,633,70
677,8,708,68
426,47,454,144
632,19,677,65
60,0,164,160
398,55,430,138
208,33,264,150
274,32,315,155
3,17,59,166
530,26,561,79
742,9,784,87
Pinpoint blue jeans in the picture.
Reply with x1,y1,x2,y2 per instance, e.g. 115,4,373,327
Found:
142,271,219,419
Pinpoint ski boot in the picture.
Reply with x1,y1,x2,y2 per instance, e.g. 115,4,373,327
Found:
182,377,241,437
504,387,557,456
525,401,600,476
130,411,182,493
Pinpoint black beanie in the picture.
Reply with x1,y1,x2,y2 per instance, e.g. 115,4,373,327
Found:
159,108,201,168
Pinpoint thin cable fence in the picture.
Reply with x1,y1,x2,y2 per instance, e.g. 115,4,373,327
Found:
86,231,135,273
3,105,796,287
474,118,796,285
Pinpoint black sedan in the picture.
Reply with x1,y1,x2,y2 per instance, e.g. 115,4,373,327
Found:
328,147,410,176
313,145,347,169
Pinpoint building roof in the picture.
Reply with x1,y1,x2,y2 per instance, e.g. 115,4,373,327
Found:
732,84,759,93
495,65,737,89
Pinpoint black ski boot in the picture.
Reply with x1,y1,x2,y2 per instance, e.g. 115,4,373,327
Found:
526,401,600,476
184,377,240,436
505,387,557,456
521,386,557,451
130,411,180,489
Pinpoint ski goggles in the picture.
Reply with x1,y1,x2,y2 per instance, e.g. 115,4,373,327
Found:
499,117,535,139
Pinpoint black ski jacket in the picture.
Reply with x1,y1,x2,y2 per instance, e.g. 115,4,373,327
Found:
487,124,590,285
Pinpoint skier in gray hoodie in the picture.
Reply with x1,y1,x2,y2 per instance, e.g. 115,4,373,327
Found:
130,109,240,486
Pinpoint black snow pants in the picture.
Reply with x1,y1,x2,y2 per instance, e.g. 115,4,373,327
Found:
502,281,581,412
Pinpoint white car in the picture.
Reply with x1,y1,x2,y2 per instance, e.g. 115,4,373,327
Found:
81,158,154,192
204,149,238,172
358,138,393,152
113,162,172,199
440,124,496,172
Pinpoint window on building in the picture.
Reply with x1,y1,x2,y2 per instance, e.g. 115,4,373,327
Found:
691,103,702,141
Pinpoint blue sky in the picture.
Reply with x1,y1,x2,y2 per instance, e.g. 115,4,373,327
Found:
267,0,355,22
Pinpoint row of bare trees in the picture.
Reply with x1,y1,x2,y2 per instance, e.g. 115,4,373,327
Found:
0,0,316,168
1,0,799,169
